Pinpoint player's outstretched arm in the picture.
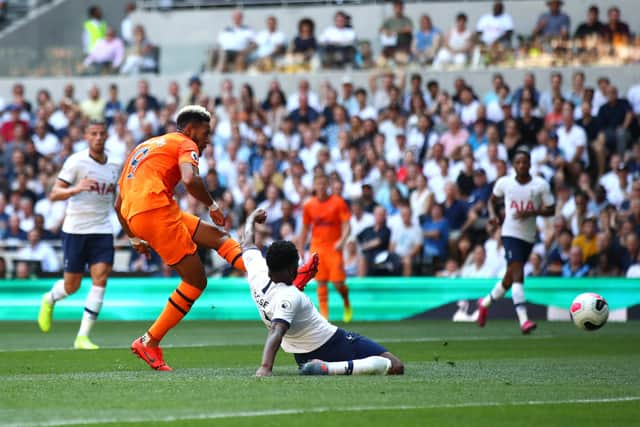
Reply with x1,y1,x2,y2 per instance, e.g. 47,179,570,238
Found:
179,162,224,226
256,321,289,377
241,208,267,251
49,177,97,201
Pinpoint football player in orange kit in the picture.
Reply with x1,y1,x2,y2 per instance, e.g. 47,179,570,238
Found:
299,173,352,322
116,106,317,371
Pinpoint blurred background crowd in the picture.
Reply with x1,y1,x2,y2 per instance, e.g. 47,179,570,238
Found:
0,0,638,280
1,67,639,279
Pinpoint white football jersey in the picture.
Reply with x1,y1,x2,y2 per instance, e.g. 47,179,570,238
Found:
58,149,119,235
243,248,337,354
493,175,554,243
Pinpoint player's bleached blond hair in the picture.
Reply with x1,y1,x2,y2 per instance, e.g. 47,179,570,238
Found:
176,105,211,130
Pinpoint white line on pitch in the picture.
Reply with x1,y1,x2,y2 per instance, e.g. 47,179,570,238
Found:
2,396,639,427
0,335,554,353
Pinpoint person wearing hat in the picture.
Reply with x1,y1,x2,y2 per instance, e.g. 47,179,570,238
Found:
533,0,570,39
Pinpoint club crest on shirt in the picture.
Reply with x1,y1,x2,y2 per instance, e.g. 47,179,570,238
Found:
190,152,199,163
281,300,292,310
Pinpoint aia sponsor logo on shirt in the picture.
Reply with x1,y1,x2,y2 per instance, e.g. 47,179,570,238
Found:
510,200,535,213
89,182,116,195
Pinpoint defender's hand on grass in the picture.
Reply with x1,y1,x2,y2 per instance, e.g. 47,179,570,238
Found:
255,366,272,377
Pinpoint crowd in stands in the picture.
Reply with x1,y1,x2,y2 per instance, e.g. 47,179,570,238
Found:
75,1,640,76
0,66,639,279
81,4,159,76
205,0,640,73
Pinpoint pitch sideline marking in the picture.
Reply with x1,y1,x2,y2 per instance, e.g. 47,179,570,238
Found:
3,396,639,427
0,335,555,353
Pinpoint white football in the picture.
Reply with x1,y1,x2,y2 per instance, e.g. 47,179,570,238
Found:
570,293,609,331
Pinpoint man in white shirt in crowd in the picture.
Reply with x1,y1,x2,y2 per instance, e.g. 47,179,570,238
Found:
286,80,321,112
626,81,640,116
242,208,403,377
476,1,514,47
389,205,423,276
319,11,356,68
556,102,588,173
16,229,60,273
252,16,286,70
215,9,256,72
31,120,60,157
83,27,125,74
354,88,377,121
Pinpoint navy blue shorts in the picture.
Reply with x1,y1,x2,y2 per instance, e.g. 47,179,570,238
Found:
502,236,534,264
294,328,388,366
62,233,114,273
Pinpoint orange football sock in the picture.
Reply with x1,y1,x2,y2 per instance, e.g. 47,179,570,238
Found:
318,285,329,319
336,283,350,308
148,282,202,341
217,238,246,272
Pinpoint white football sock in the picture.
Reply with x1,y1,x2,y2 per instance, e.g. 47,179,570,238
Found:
77,285,105,337
324,356,391,375
511,282,528,326
482,280,505,308
46,279,68,305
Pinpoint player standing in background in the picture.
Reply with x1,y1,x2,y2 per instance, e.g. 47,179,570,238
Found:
38,120,119,350
116,106,316,371
477,147,555,334
243,208,403,377
298,173,352,322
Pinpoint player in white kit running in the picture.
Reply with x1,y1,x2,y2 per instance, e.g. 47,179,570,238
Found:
37,121,120,349
477,147,555,334
242,208,404,377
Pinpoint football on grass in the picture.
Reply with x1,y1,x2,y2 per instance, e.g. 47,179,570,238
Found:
570,293,609,331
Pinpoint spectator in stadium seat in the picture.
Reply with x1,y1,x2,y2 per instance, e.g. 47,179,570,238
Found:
83,5,107,54
604,7,630,50
289,93,319,127
379,0,413,64
439,113,469,158
15,229,59,272
121,25,158,75
286,80,320,113
544,227,572,275
420,203,448,262
512,74,540,118
539,72,568,116
32,120,60,157
318,11,356,68
289,18,318,69
389,204,423,277
252,16,287,72
572,217,598,262
475,1,514,48
126,79,160,113
433,13,473,68
357,206,392,276
126,96,158,142
349,199,375,240
8,83,33,115
412,15,441,65
2,213,27,244
533,0,570,40
557,102,588,173
83,27,125,74
214,10,256,72
573,5,608,46
120,3,136,46
597,85,633,155
562,246,589,277
80,85,106,122
0,105,29,143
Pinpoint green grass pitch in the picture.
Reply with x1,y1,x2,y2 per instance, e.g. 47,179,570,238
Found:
1,320,639,427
